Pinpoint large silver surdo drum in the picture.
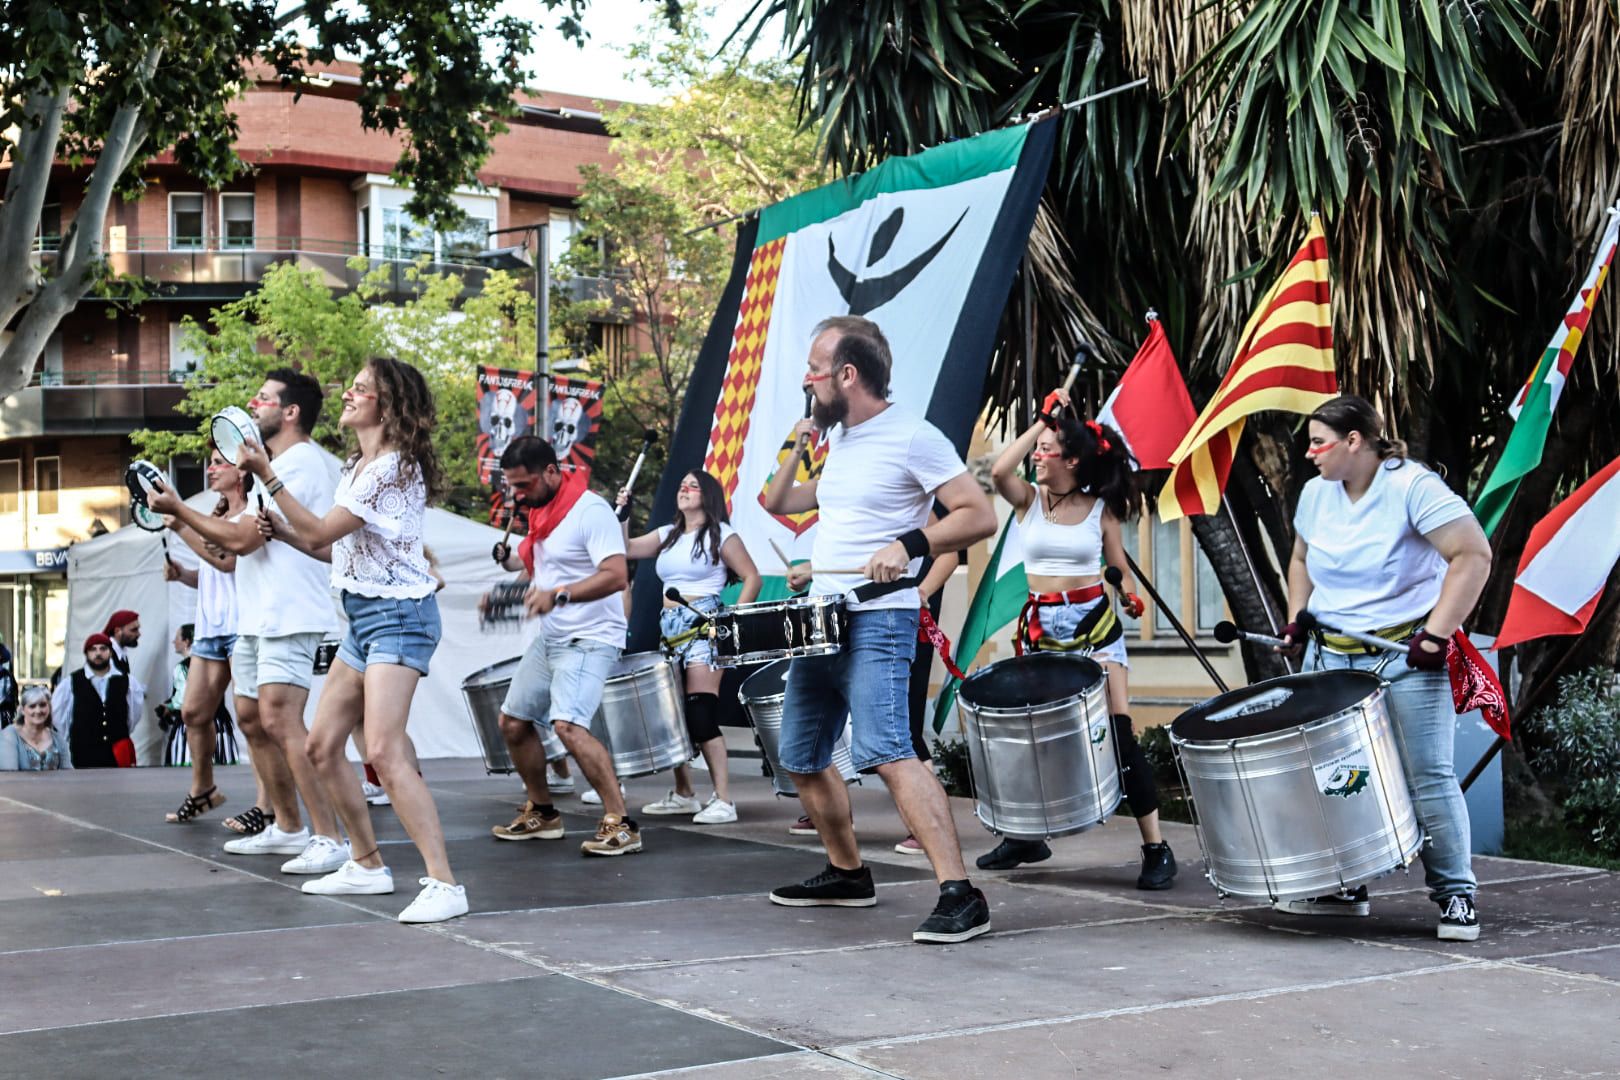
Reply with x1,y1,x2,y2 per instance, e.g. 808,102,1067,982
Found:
593,652,694,779
1171,670,1423,902
738,659,859,797
461,657,566,774
957,653,1120,840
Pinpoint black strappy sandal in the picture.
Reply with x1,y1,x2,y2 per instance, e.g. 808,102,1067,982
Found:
222,806,272,835
166,787,226,824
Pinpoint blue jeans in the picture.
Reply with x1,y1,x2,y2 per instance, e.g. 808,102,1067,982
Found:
1306,642,1475,901
779,607,919,774
659,595,722,668
337,592,441,676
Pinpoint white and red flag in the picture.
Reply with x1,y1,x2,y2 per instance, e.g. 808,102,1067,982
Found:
1494,453,1620,650
1097,316,1198,471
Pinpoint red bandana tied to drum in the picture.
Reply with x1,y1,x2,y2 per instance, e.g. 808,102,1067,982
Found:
1447,630,1511,740
517,469,590,578
917,609,966,680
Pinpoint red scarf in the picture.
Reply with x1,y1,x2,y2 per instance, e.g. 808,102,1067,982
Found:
1448,630,1511,741
517,469,590,578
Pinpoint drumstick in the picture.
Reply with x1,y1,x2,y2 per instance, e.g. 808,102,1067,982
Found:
616,430,659,522
793,389,814,454
768,538,792,571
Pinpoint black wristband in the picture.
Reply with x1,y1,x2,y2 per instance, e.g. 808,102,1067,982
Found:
897,528,930,560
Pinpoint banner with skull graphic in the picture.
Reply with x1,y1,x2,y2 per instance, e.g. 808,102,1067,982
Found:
547,375,604,474
475,366,538,487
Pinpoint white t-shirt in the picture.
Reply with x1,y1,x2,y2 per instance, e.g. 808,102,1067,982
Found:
811,405,967,611
236,440,339,638
1294,460,1474,631
332,452,435,599
196,560,238,640
535,491,628,646
655,522,736,598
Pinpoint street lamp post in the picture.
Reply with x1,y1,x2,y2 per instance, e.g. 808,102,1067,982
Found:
481,222,550,437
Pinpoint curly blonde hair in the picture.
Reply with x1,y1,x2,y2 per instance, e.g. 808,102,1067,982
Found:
364,357,445,500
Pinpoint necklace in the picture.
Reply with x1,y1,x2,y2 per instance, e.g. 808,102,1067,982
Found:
1042,486,1077,524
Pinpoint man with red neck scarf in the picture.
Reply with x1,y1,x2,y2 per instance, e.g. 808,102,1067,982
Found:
484,437,633,855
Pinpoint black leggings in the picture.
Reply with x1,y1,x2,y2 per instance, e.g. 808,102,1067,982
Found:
1113,713,1160,819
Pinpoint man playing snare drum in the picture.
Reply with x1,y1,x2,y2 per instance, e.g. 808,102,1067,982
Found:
762,316,998,944
485,437,636,855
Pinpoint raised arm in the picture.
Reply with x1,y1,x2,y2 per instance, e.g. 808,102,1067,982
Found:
147,487,265,556
169,521,237,573
990,418,1045,513
762,418,820,516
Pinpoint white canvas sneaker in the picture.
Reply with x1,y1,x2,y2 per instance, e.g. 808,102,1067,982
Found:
280,835,351,875
546,761,575,794
223,825,310,856
361,781,391,806
641,790,702,815
302,860,395,896
580,783,623,807
398,877,469,923
692,797,738,824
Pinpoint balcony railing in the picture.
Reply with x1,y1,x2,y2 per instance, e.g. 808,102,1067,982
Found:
29,368,200,389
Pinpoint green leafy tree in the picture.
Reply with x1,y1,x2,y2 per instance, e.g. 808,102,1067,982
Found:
130,258,535,519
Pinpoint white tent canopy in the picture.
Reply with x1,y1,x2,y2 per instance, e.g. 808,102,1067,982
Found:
66,457,514,764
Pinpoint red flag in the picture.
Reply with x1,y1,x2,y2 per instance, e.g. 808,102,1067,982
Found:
1494,453,1620,650
1097,318,1197,471
1448,632,1511,741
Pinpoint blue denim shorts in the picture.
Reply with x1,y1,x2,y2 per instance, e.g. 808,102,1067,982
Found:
337,591,441,677
191,633,237,662
501,635,620,730
1024,596,1129,667
778,606,919,774
659,595,722,668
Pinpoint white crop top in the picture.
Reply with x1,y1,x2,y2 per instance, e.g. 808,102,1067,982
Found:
655,522,736,597
1019,493,1104,577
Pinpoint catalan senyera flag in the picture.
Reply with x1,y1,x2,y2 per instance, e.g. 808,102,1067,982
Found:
1159,217,1339,521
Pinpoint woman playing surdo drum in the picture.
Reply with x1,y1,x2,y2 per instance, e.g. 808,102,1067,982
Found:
1276,395,1491,941
981,387,1177,890
616,470,762,823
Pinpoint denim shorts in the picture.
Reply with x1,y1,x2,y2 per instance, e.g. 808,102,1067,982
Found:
191,633,237,662
231,632,322,698
501,635,620,731
336,591,441,677
778,606,919,774
1023,596,1129,667
659,595,722,668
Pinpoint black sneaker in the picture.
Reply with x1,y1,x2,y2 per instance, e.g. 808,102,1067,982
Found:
769,863,877,907
975,837,1051,870
1273,884,1370,917
1136,841,1177,890
913,880,992,944
1437,894,1480,941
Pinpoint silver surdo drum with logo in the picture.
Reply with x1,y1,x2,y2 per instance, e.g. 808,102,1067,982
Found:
460,657,566,774
592,652,694,778
956,653,1120,840
1170,670,1422,902
737,658,859,797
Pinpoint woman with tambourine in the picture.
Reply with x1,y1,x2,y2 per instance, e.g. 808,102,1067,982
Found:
616,470,762,824
979,387,1177,890
1276,394,1491,941
242,357,466,924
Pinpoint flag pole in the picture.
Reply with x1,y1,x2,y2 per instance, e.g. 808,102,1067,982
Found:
1219,495,1292,672
1123,550,1229,693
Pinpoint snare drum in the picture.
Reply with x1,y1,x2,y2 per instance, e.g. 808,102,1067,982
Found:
1170,670,1423,902
461,657,566,774
737,659,859,796
210,406,260,465
710,595,847,667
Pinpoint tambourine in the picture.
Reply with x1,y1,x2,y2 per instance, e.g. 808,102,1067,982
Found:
210,406,260,465
131,500,165,532
125,460,166,506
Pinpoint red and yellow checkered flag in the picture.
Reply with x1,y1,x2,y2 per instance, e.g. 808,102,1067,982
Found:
1159,216,1339,521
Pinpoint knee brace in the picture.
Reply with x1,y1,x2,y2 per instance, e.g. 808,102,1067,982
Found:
684,692,722,744
1113,713,1161,819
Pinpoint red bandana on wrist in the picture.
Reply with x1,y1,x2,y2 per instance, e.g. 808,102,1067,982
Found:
518,469,589,578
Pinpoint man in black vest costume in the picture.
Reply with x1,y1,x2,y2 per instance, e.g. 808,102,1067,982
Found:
104,609,142,676
51,633,140,768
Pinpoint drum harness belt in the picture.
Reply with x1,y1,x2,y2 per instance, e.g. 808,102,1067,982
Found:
1314,617,1425,656
1015,584,1121,657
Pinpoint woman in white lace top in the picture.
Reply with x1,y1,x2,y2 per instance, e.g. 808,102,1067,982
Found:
240,357,466,924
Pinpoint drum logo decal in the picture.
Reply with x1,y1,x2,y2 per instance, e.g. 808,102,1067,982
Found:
1089,719,1108,746
1317,760,1372,799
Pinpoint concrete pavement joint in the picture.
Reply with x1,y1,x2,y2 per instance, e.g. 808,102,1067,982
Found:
0,918,384,959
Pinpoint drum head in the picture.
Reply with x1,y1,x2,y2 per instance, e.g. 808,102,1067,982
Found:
131,500,165,532
739,658,793,703
961,653,1104,710
1172,670,1384,742
124,460,165,505
210,406,259,465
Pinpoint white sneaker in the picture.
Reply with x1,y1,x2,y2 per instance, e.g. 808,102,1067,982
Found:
692,796,737,825
580,783,623,807
302,860,395,895
398,877,468,923
280,835,351,875
641,789,702,815
224,824,310,856
362,781,391,806
546,762,575,794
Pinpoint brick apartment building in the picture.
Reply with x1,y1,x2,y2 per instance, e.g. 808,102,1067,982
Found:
0,63,625,680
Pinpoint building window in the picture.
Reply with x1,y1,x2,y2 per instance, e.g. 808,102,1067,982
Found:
170,193,206,248
41,333,64,386
34,457,60,516
38,195,62,251
1121,515,1227,641
169,321,206,380
439,216,492,260
0,461,19,515
220,193,255,248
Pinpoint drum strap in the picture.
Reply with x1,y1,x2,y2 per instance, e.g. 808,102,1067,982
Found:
660,626,705,651
1316,617,1424,654
1015,593,1121,656
848,575,921,604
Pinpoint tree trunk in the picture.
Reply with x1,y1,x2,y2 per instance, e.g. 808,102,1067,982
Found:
1189,492,1290,683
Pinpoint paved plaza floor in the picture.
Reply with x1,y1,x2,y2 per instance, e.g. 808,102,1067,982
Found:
3,759,1618,1079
